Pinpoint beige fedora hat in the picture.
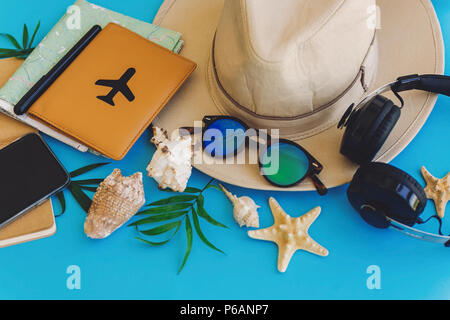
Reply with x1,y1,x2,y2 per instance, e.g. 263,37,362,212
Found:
153,0,444,191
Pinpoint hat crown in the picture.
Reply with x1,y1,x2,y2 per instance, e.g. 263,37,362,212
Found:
214,0,376,119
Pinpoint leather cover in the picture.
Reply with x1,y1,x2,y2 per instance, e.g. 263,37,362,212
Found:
0,58,55,247
28,23,196,160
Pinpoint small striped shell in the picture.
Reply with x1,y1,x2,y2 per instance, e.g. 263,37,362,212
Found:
220,184,260,228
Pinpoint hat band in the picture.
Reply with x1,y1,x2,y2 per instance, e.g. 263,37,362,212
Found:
207,32,379,140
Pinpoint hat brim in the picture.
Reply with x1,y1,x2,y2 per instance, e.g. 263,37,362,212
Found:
156,0,444,191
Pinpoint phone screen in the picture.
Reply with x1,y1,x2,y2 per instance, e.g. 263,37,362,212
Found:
0,133,70,228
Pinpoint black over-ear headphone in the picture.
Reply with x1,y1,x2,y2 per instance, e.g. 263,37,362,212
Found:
338,74,450,246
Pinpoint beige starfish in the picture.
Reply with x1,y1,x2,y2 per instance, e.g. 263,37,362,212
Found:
248,197,328,273
421,166,450,218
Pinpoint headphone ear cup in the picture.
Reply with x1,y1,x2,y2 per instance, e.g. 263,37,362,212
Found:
364,105,401,163
340,95,399,164
348,162,427,228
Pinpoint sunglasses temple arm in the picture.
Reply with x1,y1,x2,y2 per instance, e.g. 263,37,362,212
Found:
309,174,328,196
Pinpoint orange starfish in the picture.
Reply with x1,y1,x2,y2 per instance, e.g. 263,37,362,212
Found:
421,166,450,218
248,197,328,273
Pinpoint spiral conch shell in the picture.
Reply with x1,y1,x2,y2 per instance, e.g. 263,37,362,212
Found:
147,127,192,192
84,169,146,239
220,184,260,228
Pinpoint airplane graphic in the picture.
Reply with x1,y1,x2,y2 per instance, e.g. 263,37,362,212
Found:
95,67,136,106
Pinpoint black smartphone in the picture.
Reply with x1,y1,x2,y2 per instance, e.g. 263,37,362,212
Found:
0,133,70,229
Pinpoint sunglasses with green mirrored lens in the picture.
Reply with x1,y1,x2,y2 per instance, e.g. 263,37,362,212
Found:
181,115,327,195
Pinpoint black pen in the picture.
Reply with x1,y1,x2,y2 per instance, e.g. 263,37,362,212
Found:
14,25,102,115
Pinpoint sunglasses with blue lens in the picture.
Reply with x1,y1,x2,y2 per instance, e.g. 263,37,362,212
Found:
181,115,327,195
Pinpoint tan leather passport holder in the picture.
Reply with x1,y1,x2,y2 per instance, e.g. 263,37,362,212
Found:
28,23,196,160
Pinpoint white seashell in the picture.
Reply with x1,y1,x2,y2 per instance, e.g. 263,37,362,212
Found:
84,169,146,239
147,127,192,192
220,184,260,228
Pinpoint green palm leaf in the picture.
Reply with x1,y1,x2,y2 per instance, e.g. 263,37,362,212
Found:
161,187,201,194
0,22,41,60
197,194,228,229
28,21,40,49
136,220,182,246
134,178,228,274
79,186,98,192
128,211,187,227
22,24,28,49
192,207,224,254
70,162,110,178
54,191,66,217
0,33,21,50
147,195,197,206
53,163,110,216
136,237,173,247
178,217,193,274
138,221,182,236
0,50,28,58
0,48,21,53
137,203,193,215
183,187,202,194
69,184,92,213
205,184,223,192
72,179,104,186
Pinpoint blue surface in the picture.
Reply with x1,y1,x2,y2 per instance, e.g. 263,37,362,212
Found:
0,0,449,300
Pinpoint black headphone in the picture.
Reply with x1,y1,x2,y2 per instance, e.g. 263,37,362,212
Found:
338,74,450,246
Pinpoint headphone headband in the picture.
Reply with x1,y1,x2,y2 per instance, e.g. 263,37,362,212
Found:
389,218,450,247
338,73,450,130
392,74,450,96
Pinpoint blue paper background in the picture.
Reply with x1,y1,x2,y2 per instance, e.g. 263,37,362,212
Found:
0,0,449,300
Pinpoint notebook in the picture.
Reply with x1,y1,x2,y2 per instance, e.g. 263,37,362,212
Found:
25,23,196,160
0,0,185,154
0,59,55,248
